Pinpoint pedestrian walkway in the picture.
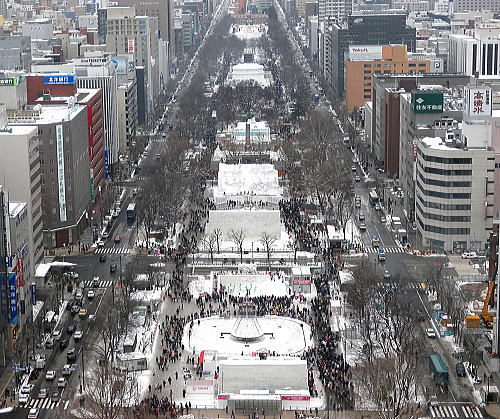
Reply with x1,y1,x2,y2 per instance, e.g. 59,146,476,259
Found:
80,280,114,288
26,397,70,410
429,404,483,418
365,246,404,254
95,246,131,254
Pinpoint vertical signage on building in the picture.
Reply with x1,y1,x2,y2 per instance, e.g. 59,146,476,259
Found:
31,283,36,306
128,39,135,54
9,273,18,324
104,149,110,180
17,258,23,288
56,125,67,222
90,169,95,202
465,87,492,116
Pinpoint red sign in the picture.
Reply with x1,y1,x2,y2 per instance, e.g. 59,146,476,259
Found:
218,394,229,400
281,395,310,401
292,280,311,285
17,259,24,287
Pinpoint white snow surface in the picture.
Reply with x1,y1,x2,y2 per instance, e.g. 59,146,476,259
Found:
214,271,290,297
232,24,267,40
184,315,312,356
215,163,281,197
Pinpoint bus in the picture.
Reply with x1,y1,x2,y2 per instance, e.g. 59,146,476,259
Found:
127,203,136,220
429,354,449,386
369,191,379,206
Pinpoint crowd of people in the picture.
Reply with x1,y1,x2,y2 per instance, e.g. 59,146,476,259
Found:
279,199,321,252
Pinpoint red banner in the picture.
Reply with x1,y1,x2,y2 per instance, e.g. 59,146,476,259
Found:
292,280,311,285
17,259,24,287
281,395,310,401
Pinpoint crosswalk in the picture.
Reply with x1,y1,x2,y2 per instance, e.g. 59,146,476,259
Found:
365,246,405,254
430,404,483,418
25,397,70,410
95,246,131,254
80,279,114,288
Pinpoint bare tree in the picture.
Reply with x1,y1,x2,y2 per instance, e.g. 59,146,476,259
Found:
228,229,246,263
136,183,160,249
213,228,223,253
93,292,132,363
73,361,140,419
259,232,278,269
203,233,217,264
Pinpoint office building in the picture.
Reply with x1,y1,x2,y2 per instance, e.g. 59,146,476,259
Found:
449,27,500,78
0,109,44,279
8,104,90,248
453,0,500,12
323,10,416,95
0,36,32,72
105,7,159,120
22,18,54,40
344,44,443,111
318,0,352,23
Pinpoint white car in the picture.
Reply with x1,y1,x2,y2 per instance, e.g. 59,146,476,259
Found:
87,290,95,299
74,330,84,340
20,384,34,394
45,370,56,380
18,392,29,404
462,252,477,259
96,239,105,247
57,377,67,388
426,328,437,339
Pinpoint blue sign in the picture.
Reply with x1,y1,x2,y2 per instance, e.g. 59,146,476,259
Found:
43,75,75,85
7,256,12,268
31,283,36,306
104,149,109,180
9,273,17,324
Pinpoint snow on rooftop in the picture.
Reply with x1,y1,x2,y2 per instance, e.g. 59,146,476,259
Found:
421,136,452,150
9,202,27,218
216,163,281,197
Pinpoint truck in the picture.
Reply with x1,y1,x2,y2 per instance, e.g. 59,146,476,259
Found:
127,203,136,220
429,354,449,386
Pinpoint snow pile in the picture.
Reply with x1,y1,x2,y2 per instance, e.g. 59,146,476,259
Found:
215,271,290,297
216,163,281,197
130,288,163,303
188,275,214,297
232,118,271,144
232,24,267,40
227,63,272,87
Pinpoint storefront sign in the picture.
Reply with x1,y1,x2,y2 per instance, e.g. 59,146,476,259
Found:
44,75,75,85
465,87,492,116
0,78,18,86
9,273,18,324
281,395,310,401
292,280,312,285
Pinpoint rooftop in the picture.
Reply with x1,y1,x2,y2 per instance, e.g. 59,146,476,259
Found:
9,201,27,218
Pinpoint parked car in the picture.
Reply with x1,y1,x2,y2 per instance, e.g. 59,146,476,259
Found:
74,330,84,340
426,328,437,339
45,370,55,380
456,362,466,377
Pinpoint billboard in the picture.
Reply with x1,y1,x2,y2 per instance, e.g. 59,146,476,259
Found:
9,273,17,324
111,56,129,75
104,149,110,180
17,258,24,288
411,91,443,114
56,125,67,222
31,283,36,306
0,78,18,86
348,45,383,61
44,75,75,85
128,39,135,54
465,87,492,116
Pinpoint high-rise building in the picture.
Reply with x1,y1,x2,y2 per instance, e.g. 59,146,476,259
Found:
449,27,500,78
118,0,175,63
0,109,44,278
344,44,443,111
8,104,90,248
318,0,352,23
322,10,416,95
105,7,159,121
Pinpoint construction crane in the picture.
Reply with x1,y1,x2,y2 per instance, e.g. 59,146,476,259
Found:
481,230,498,328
